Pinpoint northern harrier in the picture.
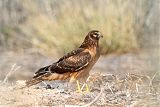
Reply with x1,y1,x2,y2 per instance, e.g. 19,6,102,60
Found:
26,30,103,91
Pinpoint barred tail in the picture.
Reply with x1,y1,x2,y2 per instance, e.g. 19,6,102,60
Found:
25,73,50,87
25,77,43,87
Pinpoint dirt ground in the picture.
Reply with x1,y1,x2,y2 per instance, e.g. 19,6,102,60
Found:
0,51,160,107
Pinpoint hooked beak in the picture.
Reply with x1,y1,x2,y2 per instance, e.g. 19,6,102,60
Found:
98,34,103,39
99,35,103,38
97,32,103,39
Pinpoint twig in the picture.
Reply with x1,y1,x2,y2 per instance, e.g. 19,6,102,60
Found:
135,83,139,93
149,72,157,86
3,63,21,83
107,82,114,94
65,86,104,107
83,86,104,107
148,72,158,93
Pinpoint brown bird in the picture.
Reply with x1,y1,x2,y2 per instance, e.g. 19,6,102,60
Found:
26,30,103,91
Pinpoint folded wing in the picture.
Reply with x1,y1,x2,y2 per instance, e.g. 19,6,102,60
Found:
50,48,91,73
34,48,91,78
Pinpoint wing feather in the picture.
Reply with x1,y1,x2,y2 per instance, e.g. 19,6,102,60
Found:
33,48,91,78
49,48,91,74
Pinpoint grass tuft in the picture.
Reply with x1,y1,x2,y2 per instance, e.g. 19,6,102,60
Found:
0,0,143,56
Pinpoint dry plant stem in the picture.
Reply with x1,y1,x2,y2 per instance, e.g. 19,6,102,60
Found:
3,63,21,83
3,64,16,83
149,72,157,86
83,86,104,107
42,81,48,87
107,82,114,94
149,72,157,93
65,86,104,107
136,83,139,93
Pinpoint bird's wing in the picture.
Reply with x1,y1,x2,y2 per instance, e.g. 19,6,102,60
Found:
33,65,51,78
49,48,92,74
33,48,91,78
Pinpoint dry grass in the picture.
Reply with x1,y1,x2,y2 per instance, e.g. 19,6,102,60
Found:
0,0,147,55
3,64,20,84
0,72,160,106
0,51,159,106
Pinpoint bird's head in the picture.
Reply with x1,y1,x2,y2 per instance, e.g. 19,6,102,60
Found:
80,30,103,48
88,30,103,41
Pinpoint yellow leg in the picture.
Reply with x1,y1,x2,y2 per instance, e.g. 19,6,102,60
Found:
81,82,90,92
85,83,90,92
76,80,90,92
76,80,82,92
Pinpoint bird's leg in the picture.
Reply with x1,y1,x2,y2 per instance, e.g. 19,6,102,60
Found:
81,76,91,92
85,83,90,92
80,82,90,92
76,80,90,92
76,80,82,92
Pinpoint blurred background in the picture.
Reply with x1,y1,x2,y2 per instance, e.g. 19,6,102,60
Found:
0,0,159,81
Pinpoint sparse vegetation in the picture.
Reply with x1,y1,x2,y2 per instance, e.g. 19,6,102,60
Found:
0,72,160,106
0,0,159,106
1,0,159,55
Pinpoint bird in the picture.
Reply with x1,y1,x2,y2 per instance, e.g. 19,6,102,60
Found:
26,30,103,92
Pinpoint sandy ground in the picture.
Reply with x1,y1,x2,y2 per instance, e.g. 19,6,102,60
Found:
0,51,160,106
0,73,160,107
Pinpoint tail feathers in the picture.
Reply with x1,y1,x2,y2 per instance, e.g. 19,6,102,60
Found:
25,78,43,87
25,73,50,87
